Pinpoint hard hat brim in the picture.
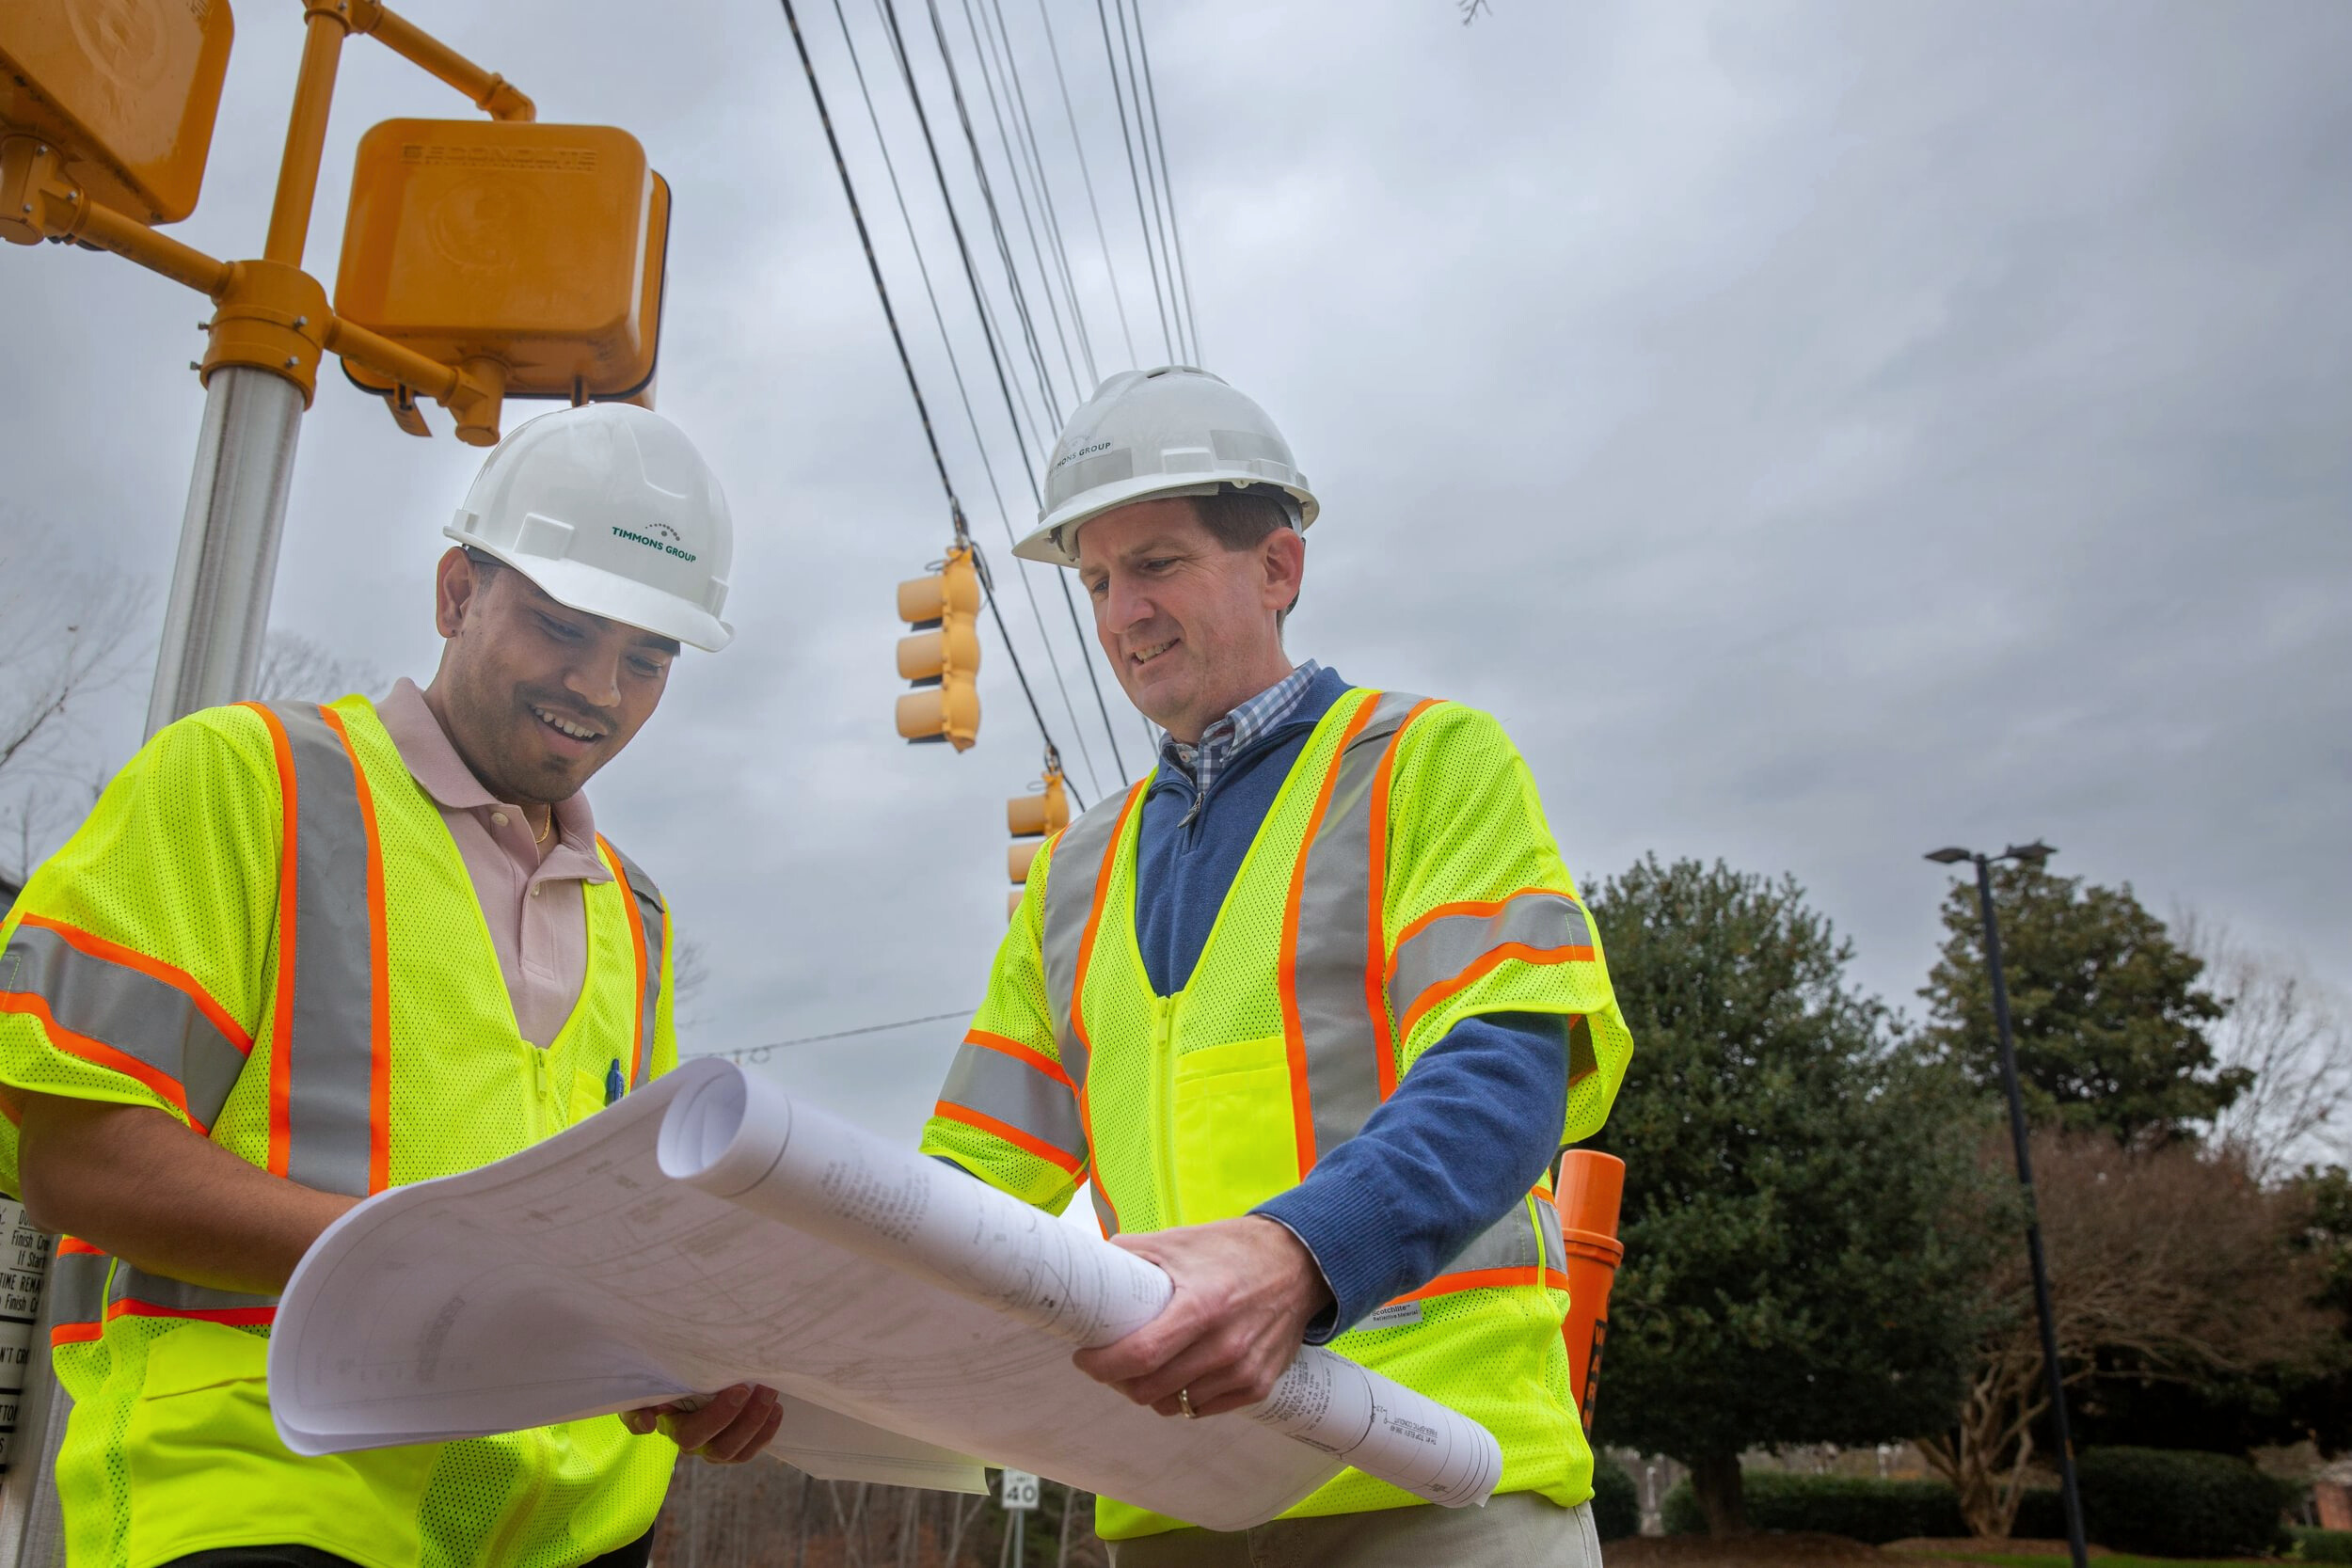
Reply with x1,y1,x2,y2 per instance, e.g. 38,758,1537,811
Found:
1015,474,1319,568
447,530,735,652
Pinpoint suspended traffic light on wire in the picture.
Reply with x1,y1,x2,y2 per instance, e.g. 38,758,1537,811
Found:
1005,768,1071,918
896,545,981,750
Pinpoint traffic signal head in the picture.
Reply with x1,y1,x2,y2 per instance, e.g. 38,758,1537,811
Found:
896,546,981,750
0,0,234,226
1006,768,1070,915
335,119,671,437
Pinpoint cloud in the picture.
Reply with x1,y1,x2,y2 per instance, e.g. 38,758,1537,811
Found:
4,1,2344,1143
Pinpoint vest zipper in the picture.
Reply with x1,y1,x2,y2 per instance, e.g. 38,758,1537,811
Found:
1152,994,1181,1226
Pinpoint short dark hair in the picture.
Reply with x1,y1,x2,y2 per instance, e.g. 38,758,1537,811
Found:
1192,488,1301,625
1194,488,1294,552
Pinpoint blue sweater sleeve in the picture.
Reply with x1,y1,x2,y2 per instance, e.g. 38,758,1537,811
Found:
1252,1009,1568,1342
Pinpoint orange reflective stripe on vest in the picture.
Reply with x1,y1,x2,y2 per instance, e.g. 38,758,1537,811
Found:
598,836,666,1093
934,1030,1087,1174
0,915,252,1133
1038,787,1143,1236
247,702,392,1199
1279,690,1436,1176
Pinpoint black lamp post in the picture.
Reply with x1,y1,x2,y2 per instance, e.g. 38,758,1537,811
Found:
1925,840,2088,1568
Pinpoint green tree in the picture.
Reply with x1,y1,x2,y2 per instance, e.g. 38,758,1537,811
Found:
1921,863,2244,1146
1586,856,1998,1535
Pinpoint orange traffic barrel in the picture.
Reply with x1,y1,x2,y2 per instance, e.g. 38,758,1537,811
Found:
1554,1150,1626,1432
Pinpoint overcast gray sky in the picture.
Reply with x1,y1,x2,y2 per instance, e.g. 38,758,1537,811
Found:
4,1,2346,1148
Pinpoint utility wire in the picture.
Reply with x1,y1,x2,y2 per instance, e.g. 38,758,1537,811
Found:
1036,0,1138,368
1092,0,1174,361
956,0,1088,406
876,0,1134,784
974,0,1099,388
684,1006,977,1061
1109,0,1187,364
920,0,1067,422
870,0,1054,461
779,0,1078,786
829,0,1104,797
1128,0,1201,366
983,0,1100,388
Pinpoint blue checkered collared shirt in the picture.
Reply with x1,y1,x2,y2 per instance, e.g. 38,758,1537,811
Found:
1159,660,1325,804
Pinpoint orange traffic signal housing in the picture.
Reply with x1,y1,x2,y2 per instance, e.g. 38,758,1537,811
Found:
1006,769,1070,917
335,119,670,412
896,547,981,751
0,0,235,225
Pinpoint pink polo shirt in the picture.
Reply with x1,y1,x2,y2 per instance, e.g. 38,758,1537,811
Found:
374,678,603,1048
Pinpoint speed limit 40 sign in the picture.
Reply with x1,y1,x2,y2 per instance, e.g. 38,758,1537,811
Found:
999,1468,1041,1512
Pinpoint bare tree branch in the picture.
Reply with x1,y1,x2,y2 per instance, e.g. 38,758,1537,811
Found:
248,629,388,705
2176,907,2352,1180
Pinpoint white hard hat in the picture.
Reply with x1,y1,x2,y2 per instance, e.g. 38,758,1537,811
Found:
446,404,736,652
1014,366,1318,567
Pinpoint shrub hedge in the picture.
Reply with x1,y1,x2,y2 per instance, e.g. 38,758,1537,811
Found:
1589,1454,1640,1542
2294,1526,2352,1564
2073,1447,2292,1559
1657,1470,2064,1542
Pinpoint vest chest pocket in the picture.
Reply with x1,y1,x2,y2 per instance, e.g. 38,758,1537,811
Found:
126,1321,437,1564
1168,1036,1301,1224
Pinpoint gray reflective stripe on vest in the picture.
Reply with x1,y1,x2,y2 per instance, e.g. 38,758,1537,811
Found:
0,923,248,1132
1037,792,1133,1234
1426,1193,1565,1282
1040,793,1137,1095
601,840,666,1091
1288,690,1432,1167
938,1040,1087,1171
270,705,378,1199
1389,891,1592,1032
44,1245,111,1336
107,1262,278,1319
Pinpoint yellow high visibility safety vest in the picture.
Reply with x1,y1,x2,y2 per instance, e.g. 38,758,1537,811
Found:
920,687,1635,1542
0,695,679,1568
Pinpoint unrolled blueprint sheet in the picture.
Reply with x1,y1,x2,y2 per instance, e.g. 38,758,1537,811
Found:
270,1059,1501,1531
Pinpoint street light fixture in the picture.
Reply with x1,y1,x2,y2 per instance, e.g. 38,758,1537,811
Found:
1925,841,2088,1568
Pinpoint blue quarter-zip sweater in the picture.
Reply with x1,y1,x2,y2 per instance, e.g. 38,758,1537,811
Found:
1136,666,1568,1341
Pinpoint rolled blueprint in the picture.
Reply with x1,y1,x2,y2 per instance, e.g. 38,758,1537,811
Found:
658,1064,1502,1510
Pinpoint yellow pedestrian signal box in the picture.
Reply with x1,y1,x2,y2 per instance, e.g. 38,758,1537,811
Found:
0,0,235,226
897,546,981,751
334,119,670,421
1007,769,1070,916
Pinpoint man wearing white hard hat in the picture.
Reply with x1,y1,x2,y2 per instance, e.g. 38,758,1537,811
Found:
922,367,1636,1563
0,404,777,1568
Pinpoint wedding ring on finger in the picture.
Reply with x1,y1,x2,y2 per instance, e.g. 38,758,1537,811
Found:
1178,1387,1195,1419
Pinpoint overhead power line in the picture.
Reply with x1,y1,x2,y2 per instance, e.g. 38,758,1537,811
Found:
874,0,1134,784
778,0,1082,790
1107,0,1186,364
1092,0,1174,362
828,0,1105,797
1034,0,1139,368
1127,0,1200,366
684,1006,977,1062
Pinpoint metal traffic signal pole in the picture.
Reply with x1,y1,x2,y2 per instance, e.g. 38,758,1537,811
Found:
1928,841,2088,1568
146,366,308,736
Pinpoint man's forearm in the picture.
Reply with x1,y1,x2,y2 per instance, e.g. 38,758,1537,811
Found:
17,1092,358,1294
1252,1009,1569,1339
